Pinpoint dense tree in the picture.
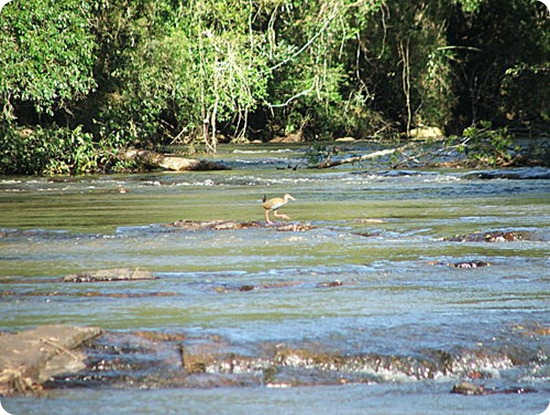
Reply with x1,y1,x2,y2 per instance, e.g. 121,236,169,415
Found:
0,0,99,174
449,0,550,131
0,0,96,120
0,0,548,175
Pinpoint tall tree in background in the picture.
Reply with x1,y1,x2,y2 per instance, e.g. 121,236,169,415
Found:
0,0,96,121
449,0,550,131
0,0,548,175
0,0,99,174
96,0,271,152
350,1,457,137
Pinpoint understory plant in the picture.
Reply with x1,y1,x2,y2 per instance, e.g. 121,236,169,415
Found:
455,120,519,167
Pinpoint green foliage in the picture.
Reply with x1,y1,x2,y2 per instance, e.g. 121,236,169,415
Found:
449,0,550,131
454,0,485,13
263,0,387,140
0,124,101,175
0,0,548,175
0,0,96,118
304,142,337,167
89,0,182,147
457,121,519,167
96,0,270,151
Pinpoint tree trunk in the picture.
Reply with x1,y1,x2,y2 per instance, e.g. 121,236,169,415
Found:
315,145,408,168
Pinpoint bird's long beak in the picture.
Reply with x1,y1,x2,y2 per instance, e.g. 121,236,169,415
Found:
288,194,296,200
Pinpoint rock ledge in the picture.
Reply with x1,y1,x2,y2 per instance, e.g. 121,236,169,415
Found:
0,325,101,395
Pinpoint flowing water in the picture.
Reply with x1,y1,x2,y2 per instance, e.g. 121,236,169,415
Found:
1,143,549,414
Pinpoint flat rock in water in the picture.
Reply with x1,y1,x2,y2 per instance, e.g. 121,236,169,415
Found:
170,220,263,231
0,325,101,395
354,218,386,224
274,222,315,232
62,268,155,283
168,220,314,232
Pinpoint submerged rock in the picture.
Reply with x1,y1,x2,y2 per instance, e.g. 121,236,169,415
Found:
444,230,529,243
451,381,537,396
0,325,101,396
429,260,491,268
11,290,178,299
450,261,490,268
62,268,156,283
215,281,303,293
451,381,486,395
462,167,550,180
317,280,344,288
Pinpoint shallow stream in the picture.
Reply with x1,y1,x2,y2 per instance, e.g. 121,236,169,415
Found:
1,143,549,414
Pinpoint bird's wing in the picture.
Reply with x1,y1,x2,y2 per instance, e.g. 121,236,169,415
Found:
267,198,285,210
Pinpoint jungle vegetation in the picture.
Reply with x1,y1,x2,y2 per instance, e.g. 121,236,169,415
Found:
0,0,548,174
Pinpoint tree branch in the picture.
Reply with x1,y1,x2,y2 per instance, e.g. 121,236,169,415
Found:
267,86,315,108
314,145,410,168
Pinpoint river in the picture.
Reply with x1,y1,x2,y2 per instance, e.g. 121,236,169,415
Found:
1,143,549,414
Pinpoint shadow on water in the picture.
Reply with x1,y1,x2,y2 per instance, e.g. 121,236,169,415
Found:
1,145,549,414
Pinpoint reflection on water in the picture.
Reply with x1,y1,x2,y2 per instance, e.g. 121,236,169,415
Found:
1,144,549,414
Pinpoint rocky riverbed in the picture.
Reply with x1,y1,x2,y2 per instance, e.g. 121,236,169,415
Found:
1,322,545,399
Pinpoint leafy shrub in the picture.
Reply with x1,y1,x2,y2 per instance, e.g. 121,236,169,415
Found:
457,121,519,167
0,124,101,175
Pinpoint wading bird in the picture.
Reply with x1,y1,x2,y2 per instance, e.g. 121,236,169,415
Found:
262,194,296,224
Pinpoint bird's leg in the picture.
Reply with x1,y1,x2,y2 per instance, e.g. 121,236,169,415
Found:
265,210,273,224
274,210,291,220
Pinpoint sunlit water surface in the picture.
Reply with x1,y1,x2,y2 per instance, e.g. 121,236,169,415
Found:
1,144,549,414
